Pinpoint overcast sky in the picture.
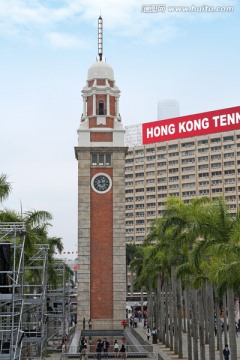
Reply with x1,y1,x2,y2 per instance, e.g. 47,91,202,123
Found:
0,0,239,258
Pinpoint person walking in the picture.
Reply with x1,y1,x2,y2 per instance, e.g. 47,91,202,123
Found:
61,335,67,353
223,344,230,360
114,340,119,358
102,338,109,358
96,339,103,360
119,344,126,360
80,340,87,360
146,327,151,341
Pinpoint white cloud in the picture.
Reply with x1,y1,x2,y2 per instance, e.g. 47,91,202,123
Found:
46,31,87,48
0,0,237,46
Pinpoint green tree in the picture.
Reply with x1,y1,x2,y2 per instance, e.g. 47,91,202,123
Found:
126,243,138,294
0,174,11,202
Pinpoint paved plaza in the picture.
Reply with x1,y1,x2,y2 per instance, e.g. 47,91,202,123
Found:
45,319,240,360
133,320,240,359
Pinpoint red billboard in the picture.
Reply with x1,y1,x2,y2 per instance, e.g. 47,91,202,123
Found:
142,106,240,144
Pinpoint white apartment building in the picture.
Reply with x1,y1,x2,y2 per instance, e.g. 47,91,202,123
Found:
125,129,240,244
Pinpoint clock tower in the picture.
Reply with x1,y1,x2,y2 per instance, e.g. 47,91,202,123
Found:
75,16,127,330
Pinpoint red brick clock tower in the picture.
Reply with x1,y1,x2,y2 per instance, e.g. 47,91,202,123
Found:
75,16,127,330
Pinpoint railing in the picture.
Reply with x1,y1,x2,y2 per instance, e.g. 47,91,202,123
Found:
59,346,158,359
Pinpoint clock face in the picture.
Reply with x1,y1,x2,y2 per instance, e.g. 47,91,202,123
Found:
91,173,112,194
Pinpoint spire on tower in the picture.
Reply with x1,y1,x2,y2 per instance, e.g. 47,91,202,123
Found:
98,15,104,61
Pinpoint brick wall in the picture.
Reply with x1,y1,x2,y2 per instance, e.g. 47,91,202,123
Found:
90,168,113,319
90,132,113,142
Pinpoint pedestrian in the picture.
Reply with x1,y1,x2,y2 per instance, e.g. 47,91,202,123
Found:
134,316,138,328
223,344,230,360
80,340,87,360
102,338,109,358
119,344,126,360
114,340,119,358
61,335,67,353
96,339,102,360
146,327,151,341
151,327,157,344
79,337,86,352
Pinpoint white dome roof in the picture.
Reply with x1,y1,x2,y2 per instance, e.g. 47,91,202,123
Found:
87,61,114,81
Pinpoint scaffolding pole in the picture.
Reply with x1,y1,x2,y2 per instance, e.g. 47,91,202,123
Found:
0,222,25,360
21,244,49,360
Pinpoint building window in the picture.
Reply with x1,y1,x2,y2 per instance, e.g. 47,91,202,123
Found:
199,164,209,170
98,101,105,115
169,192,179,197
135,157,144,163
135,165,144,170
135,180,144,185
158,177,167,183
212,179,222,185
199,189,210,195
136,220,145,225
182,182,195,188
211,171,222,177
182,191,196,197
136,196,144,201
182,166,195,172
199,148,209,153
146,147,155,153
198,139,208,145
199,172,209,178
125,174,133,179
181,141,194,148
146,187,156,192
211,146,221,152
125,166,133,172
182,158,195,164
91,153,112,166
210,137,221,143
224,161,235,167
126,236,134,242
168,144,178,150
146,195,155,199
198,156,208,162
157,145,167,151
182,174,195,179
169,160,178,166
125,189,133,194
181,150,195,156
211,154,221,160
224,152,234,159
199,181,209,187
224,136,234,142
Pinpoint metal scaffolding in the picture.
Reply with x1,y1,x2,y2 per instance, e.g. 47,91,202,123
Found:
46,263,72,351
0,222,25,360
0,222,72,359
21,244,49,359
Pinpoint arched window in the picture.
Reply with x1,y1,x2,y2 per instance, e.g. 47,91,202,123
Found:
98,101,104,115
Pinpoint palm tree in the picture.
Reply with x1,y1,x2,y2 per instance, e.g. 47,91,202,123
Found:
126,243,138,294
0,173,11,202
191,198,240,359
